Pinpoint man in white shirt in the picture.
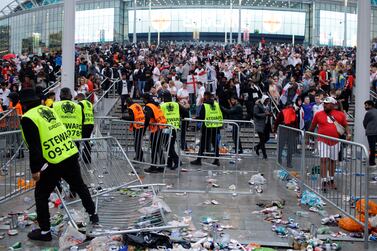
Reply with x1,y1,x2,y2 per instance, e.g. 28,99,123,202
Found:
312,95,324,115
177,83,190,108
117,73,130,114
152,64,161,83
196,82,205,109
0,83,11,110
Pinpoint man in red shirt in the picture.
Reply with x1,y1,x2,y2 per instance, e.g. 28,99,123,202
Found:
309,97,351,193
319,65,330,93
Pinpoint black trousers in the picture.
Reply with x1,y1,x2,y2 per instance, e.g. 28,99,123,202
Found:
35,155,95,231
150,130,164,166
368,135,377,165
198,127,220,159
120,94,128,114
82,125,94,163
166,130,179,167
256,124,271,158
133,128,144,161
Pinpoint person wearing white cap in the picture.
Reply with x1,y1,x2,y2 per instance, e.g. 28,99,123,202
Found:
309,96,351,193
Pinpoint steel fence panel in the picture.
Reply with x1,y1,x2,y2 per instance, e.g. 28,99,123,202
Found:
277,125,370,248
0,109,21,132
0,130,31,203
95,117,173,170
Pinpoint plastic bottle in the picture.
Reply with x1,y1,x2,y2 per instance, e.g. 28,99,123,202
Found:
219,233,230,249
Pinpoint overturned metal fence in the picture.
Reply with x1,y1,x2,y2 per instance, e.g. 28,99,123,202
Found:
277,125,370,248
58,136,183,237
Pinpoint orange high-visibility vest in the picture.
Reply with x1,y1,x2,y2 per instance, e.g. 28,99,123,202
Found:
9,101,22,129
146,103,167,133
129,103,145,131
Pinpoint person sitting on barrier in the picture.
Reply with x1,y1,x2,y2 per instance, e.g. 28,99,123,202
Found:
273,101,298,168
19,89,98,241
122,94,145,162
191,91,223,166
160,92,189,170
363,100,377,168
76,93,94,164
309,96,351,192
142,92,167,173
254,95,272,159
220,96,244,154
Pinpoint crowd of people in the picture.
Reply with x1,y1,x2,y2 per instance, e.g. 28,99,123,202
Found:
2,42,377,183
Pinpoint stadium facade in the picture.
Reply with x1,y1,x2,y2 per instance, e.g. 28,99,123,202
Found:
0,0,376,54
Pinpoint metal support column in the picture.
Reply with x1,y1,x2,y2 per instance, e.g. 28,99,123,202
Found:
343,0,348,47
237,0,242,44
61,0,75,92
133,0,137,44
148,0,151,45
230,0,233,44
355,0,371,149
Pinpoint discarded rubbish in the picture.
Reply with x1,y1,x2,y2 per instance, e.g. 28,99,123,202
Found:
8,241,21,250
228,184,236,190
59,225,86,250
7,229,18,236
301,190,324,208
248,173,266,185
316,226,331,234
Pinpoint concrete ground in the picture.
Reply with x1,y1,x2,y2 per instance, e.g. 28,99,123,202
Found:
0,153,377,250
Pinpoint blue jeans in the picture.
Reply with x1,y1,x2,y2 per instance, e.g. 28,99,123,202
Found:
138,81,146,95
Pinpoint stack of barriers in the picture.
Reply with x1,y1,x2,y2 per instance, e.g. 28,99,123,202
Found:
58,136,186,237
95,117,173,173
277,125,370,248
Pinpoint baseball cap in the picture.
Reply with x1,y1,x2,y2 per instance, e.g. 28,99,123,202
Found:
323,97,337,104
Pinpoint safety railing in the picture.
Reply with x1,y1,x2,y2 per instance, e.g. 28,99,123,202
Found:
0,130,30,203
58,136,185,236
180,118,256,161
277,125,370,248
92,78,119,115
370,89,377,102
95,117,173,172
42,77,61,96
0,109,21,132
266,91,279,120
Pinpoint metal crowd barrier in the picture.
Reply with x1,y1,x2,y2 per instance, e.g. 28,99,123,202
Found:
0,130,30,203
0,109,21,132
180,118,241,162
58,136,183,237
95,117,173,171
277,125,370,248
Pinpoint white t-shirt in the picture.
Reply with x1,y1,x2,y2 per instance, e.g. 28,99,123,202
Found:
152,67,160,83
177,88,189,100
0,88,11,107
312,103,323,115
196,86,205,106
121,80,129,95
